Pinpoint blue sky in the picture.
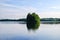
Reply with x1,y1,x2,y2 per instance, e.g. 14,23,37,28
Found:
0,0,60,19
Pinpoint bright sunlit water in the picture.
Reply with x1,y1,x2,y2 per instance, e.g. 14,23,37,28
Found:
0,21,60,40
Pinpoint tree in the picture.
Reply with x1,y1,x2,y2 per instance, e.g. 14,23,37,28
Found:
26,12,40,30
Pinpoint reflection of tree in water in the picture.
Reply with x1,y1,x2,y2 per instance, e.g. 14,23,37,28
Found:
26,13,40,30
26,22,40,30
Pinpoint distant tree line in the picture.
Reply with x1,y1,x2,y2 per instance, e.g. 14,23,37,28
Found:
40,18,60,21
0,18,26,21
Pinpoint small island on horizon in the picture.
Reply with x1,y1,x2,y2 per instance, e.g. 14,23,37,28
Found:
0,18,60,21
0,18,60,24
0,12,60,24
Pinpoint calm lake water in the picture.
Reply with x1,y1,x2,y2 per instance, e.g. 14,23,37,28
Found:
0,21,60,40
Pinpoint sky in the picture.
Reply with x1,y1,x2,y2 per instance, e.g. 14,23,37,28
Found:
0,0,60,19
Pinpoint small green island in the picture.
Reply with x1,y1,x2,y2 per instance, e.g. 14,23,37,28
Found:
0,13,60,24
26,13,40,30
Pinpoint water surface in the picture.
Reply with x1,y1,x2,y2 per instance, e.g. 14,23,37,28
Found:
0,21,60,40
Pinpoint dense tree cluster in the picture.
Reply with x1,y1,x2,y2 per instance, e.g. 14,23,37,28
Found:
26,12,40,30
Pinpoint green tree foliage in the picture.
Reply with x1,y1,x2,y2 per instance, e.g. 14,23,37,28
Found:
26,12,40,30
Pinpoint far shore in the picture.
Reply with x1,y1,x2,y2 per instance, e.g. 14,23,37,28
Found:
0,18,60,24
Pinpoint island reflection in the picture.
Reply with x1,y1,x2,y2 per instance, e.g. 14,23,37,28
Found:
26,22,40,30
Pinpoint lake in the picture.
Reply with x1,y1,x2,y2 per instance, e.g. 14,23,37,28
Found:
0,21,60,40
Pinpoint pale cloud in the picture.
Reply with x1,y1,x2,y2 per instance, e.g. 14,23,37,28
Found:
0,0,12,3
1,3,60,18
51,7,57,9
0,3,38,19
0,3,21,8
38,11,60,18
0,0,10,1
0,0,60,19
0,3,38,12
50,6,60,9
